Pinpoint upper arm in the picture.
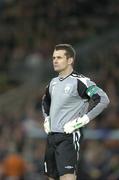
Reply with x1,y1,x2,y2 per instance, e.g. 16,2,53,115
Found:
77,76,109,105
77,77,103,101
42,84,51,117
77,75,109,119
77,79,89,99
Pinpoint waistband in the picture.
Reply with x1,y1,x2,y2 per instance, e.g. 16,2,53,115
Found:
49,132,65,135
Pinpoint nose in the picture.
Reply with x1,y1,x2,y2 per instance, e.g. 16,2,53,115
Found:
53,58,58,64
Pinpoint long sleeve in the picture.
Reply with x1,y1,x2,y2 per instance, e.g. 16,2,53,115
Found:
77,76,110,121
42,85,51,118
86,85,110,120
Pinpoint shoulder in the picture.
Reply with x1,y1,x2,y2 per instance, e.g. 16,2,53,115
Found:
48,76,58,88
70,72,91,86
50,76,58,83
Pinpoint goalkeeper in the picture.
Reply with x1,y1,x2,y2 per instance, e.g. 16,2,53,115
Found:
42,44,110,180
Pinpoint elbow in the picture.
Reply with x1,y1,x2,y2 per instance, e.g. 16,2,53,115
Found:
107,96,110,105
103,94,110,108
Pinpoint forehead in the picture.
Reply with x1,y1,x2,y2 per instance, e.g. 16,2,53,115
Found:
53,50,66,57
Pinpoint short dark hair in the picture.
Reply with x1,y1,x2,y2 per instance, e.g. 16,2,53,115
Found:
54,44,76,60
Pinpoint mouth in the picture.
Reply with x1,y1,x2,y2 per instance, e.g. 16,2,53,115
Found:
54,64,59,68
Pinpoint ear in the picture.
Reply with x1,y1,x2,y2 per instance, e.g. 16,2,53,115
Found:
68,57,74,65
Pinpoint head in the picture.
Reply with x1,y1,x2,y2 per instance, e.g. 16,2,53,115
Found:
52,44,76,73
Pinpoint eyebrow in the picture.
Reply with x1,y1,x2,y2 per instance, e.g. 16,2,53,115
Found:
52,56,62,59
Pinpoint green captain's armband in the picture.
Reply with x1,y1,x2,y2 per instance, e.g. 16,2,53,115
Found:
86,85,100,97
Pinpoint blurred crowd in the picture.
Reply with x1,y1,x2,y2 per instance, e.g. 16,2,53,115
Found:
0,0,119,179
0,0,119,81
0,101,47,180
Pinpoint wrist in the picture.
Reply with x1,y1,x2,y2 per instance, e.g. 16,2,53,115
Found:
45,116,49,121
80,114,90,124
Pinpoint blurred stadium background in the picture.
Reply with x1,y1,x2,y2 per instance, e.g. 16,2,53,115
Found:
0,0,119,179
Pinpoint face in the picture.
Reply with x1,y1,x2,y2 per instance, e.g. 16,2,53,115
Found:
52,50,73,72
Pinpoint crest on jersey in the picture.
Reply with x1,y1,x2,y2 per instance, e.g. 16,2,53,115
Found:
64,84,72,94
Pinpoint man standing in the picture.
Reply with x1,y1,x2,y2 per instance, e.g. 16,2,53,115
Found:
42,44,109,180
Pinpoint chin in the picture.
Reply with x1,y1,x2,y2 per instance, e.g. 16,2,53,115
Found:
54,68,61,72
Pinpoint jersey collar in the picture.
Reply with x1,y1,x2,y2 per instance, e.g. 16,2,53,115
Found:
59,70,77,81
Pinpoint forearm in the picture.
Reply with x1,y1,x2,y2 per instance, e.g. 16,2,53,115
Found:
42,85,51,118
42,102,49,118
64,93,109,134
86,92,110,121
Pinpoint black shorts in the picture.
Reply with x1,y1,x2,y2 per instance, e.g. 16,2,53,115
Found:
44,130,83,178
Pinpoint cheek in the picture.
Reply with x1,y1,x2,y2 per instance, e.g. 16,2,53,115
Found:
60,60,68,67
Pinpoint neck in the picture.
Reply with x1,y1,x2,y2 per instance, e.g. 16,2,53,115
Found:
59,67,73,78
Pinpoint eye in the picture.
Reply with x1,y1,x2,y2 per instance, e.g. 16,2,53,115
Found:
57,56,62,59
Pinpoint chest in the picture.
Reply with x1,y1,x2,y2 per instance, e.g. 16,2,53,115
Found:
50,79,79,102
